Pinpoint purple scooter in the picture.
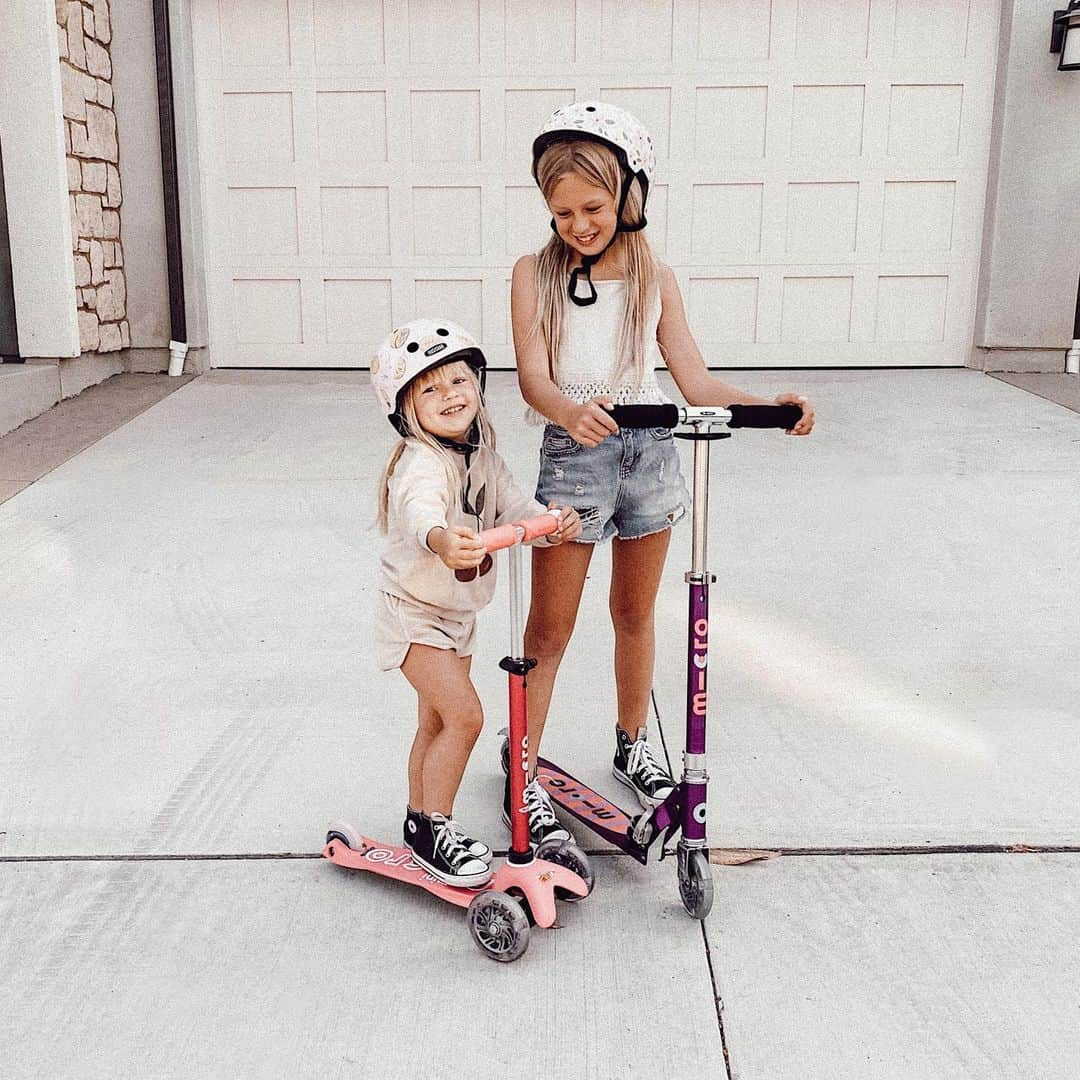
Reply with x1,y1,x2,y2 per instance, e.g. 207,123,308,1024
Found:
500,401,802,919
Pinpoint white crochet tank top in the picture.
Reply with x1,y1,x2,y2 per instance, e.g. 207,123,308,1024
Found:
555,280,669,406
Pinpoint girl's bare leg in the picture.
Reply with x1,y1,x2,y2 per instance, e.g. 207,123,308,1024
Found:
523,541,594,770
406,700,442,810
609,529,671,737
400,648,481,815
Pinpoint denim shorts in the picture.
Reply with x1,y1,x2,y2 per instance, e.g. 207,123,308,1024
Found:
535,423,690,543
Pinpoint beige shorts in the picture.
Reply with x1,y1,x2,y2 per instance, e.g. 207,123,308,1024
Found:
375,592,477,671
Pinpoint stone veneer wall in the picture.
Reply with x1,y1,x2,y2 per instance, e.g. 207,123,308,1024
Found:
56,0,129,356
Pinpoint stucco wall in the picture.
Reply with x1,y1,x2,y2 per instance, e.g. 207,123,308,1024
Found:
0,1,79,360
973,0,1080,370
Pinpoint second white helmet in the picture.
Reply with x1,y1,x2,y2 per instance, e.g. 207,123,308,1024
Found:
532,100,656,227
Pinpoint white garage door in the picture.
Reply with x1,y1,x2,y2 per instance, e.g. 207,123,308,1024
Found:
190,0,1000,368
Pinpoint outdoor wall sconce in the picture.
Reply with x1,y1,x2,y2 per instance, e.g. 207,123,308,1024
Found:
1051,2,1080,70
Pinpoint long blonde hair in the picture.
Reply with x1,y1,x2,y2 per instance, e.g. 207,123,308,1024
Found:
376,360,495,533
530,140,657,393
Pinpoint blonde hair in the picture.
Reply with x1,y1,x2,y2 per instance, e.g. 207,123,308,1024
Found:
376,360,495,533
530,140,657,393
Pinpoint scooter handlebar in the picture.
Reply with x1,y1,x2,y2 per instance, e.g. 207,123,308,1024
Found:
605,402,802,431
727,402,803,429
605,403,682,429
479,510,562,553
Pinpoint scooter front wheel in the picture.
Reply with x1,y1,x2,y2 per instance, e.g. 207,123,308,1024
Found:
536,837,594,902
325,821,364,849
467,891,530,963
677,846,714,920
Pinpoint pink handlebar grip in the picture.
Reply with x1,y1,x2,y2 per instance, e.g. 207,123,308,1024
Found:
479,523,520,553
480,510,561,553
519,510,561,543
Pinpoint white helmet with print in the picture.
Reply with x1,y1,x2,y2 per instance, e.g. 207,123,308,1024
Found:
371,318,487,436
532,100,656,229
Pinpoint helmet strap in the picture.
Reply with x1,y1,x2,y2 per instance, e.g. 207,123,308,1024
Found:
618,173,649,233
568,256,600,306
432,422,481,455
565,170,648,307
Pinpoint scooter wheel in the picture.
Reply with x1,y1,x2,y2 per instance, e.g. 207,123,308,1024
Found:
535,838,594,902
467,891,530,963
678,847,714,920
325,821,364,849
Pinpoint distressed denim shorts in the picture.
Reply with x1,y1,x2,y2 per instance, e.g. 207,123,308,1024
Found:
535,423,689,543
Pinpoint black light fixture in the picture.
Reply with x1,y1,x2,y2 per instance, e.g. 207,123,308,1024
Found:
1051,2,1080,70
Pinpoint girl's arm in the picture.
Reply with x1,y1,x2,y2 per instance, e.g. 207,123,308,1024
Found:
656,264,815,435
511,255,619,448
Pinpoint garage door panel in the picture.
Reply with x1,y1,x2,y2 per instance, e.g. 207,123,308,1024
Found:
219,0,292,67
311,0,386,67
227,187,299,257
880,181,957,253
314,90,388,161
893,0,971,60
222,91,295,162
191,0,1000,369
323,277,393,347
796,0,872,60
599,0,674,64
504,0,577,67
407,0,481,64
697,0,773,61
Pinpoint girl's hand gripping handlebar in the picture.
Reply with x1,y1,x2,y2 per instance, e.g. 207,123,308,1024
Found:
727,402,805,429
479,509,563,554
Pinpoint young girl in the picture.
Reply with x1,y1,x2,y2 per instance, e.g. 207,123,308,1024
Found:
508,102,816,843
371,317,581,886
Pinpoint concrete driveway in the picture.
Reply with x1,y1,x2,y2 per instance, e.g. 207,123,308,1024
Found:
1,369,1078,1078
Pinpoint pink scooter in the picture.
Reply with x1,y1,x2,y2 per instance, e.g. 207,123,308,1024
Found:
324,510,593,962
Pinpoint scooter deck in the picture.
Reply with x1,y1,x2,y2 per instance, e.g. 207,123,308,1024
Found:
536,757,650,864
323,833,590,927
323,835,485,909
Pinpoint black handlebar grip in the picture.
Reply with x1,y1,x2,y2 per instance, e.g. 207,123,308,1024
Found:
606,403,681,429
727,403,803,429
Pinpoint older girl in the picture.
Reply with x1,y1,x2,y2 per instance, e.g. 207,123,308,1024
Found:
508,102,815,844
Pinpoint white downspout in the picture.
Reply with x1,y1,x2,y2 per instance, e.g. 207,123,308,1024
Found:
1068,273,1080,376
168,339,188,376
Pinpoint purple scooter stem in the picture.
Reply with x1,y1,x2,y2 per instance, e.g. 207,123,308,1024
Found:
512,402,801,919
682,581,710,844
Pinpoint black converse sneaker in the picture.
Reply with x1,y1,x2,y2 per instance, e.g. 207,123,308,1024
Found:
502,774,571,847
409,812,493,888
612,726,676,809
404,807,491,863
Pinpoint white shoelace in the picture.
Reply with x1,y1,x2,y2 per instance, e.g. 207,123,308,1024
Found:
447,817,488,855
626,739,670,787
434,818,475,867
523,781,559,827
